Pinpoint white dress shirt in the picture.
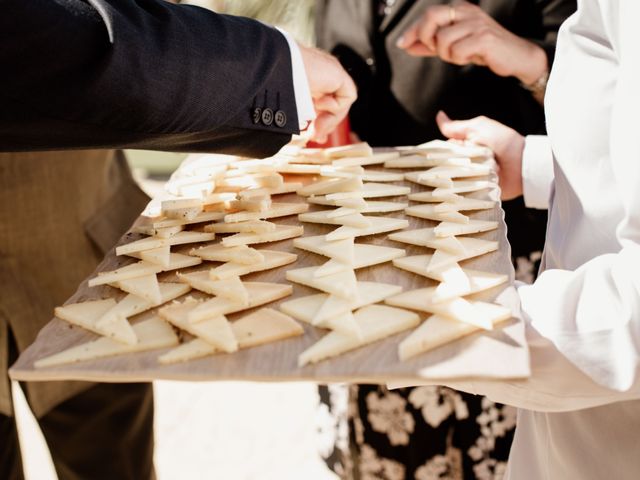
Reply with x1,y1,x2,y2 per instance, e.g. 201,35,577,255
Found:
393,1,640,478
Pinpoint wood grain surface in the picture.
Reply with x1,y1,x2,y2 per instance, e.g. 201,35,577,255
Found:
9,161,529,384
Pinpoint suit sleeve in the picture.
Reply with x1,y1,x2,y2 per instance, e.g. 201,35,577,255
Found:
0,0,299,157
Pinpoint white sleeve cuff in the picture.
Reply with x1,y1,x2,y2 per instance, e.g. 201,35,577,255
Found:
522,135,554,209
276,28,316,130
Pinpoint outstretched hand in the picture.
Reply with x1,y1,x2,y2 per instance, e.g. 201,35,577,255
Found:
436,111,525,200
299,45,357,144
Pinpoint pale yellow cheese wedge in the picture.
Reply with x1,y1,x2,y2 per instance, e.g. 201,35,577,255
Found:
359,182,411,198
229,196,272,213
208,250,297,280
221,224,304,247
224,202,308,223
422,298,511,330
430,180,495,197
54,298,137,345
438,197,496,211
325,206,358,218
161,198,203,220
385,269,508,309
297,177,363,197
306,196,407,213
427,239,498,271
231,308,304,349
88,261,162,287
411,164,492,180
286,267,358,300
415,139,492,157
238,182,302,198
325,216,409,241
319,165,365,178
305,195,368,209
188,282,292,323
96,282,191,329
189,244,265,265
35,317,178,368
298,305,420,366
323,142,373,159
331,151,399,167
360,171,405,182
200,192,238,205
149,210,225,229
312,244,406,277
406,191,461,203
405,205,469,224
176,180,215,198
298,211,372,228
177,272,249,304
132,224,184,238
159,298,238,352
293,235,355,264
137,246,171,267
433,220,498,237
384,155,472,169
280,281,402,326
115,231,216,256
216,172,283,189
158,338,217,364
160,252,204,271
204,220,275,234
388,228,467,254
112,274,162,305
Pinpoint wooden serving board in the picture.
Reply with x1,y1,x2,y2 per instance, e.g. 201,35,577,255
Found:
9,163,529,384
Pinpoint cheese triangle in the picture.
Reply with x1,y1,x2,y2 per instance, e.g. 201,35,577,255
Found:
384,155,472,169
360,171,405,182
221,224,304,247
162,252,204,271
35,317,178,368
223,202,308,223
389,228,466,254
439,197,496,211
313,244,406,277
405,205,469,223
189,244,265,265
137,246,171,267
286,267,358,300
231,308,304,349
325,216,408,241
407,191,461,203
204,220,276,234
299,210,373,228
115,231,216,256
280,281,403,325
177,272,249,304
298,305,420,366
430,180,495,197
306,195,368,209
158,338,217,364
88,261,163,287
394,249,498,281
433,220,498,237
360,182,411,198
297,177,363,196
96,282,191,329
208,250,297,280
293,235,354,264
323,142,373,159
159,298,238,352
423,298,511,330
54,299,137,345
188,282,292,323
114,274,162,305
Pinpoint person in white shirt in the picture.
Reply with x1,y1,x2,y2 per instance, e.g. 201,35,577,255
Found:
398,0,640,478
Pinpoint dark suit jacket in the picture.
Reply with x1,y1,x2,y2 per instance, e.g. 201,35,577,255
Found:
316,0,576,145
0,0,299,157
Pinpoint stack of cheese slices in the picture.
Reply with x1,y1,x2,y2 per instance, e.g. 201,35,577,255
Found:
36,153,310,367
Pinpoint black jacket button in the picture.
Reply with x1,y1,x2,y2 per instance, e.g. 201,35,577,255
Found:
274,110,287,127
261,108,274,126
252,107,262,124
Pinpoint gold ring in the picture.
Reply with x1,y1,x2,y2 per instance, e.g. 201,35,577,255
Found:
449,4,456,24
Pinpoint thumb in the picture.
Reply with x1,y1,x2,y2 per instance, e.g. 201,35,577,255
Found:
436,110,474,140
396,20,419,49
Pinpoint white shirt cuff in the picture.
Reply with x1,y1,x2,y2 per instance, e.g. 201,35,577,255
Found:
522,135,554,209
276,28,315,130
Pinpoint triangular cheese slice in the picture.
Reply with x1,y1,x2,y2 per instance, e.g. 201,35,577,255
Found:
405,205,469,223
137,246,171,267
223,202,308,223
325,217,408,241
313,259,350,277
132,223,184,238
331,151,398,167
297,177,363,197
231,308,304,349
150,211,226,229
431,180,495,197
35,317,178,368
384,155,472,169
177,272,249,304
221,224,304,247
160,298,238,352
360,182,411,198
407,191,461,203
325,206,358,218
238,182,302,198
188,282,292,323
360,171,405,182
286,267,358,300
306,195,368,209
189,244,264,265
398,311,510,361
298,211,372,228
293,235,354,264
433,220,498,237
393,245,497,281
88,261,162,287
410,164,491,181
204,220,276,234
162,252,203,271
298,305,420,366
114,274,162,305
323,142,373,159
389,228,467,254
313,244,406,277
414,139,492,157
115,231,216,256
54,299,137,345
280,281,403,325
440,197,496,211
96,282,191,329
423,298,511,330
208,250,297,280
158,338,217,364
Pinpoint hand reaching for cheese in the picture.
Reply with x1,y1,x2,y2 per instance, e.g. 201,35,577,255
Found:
436,111,524,201
299,45,357,144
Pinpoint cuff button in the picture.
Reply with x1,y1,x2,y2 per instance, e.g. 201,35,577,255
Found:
261,108,274,126
252,107,262,124
274,110,287,128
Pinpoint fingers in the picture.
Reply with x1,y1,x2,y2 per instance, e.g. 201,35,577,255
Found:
396,4,452,53
436,110,475,140
434,20,476,63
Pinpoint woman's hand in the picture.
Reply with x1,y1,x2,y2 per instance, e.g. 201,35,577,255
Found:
396,1,547,86
436,111,525,200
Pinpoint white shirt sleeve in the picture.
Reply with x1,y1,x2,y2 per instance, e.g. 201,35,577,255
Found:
521,135,554,209
276,28,316,130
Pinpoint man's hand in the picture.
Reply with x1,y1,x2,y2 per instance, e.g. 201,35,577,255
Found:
436,111,525,200
396,1,547,85
299,45,357,143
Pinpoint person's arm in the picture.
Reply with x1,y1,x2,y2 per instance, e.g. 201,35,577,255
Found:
0,0,355,155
